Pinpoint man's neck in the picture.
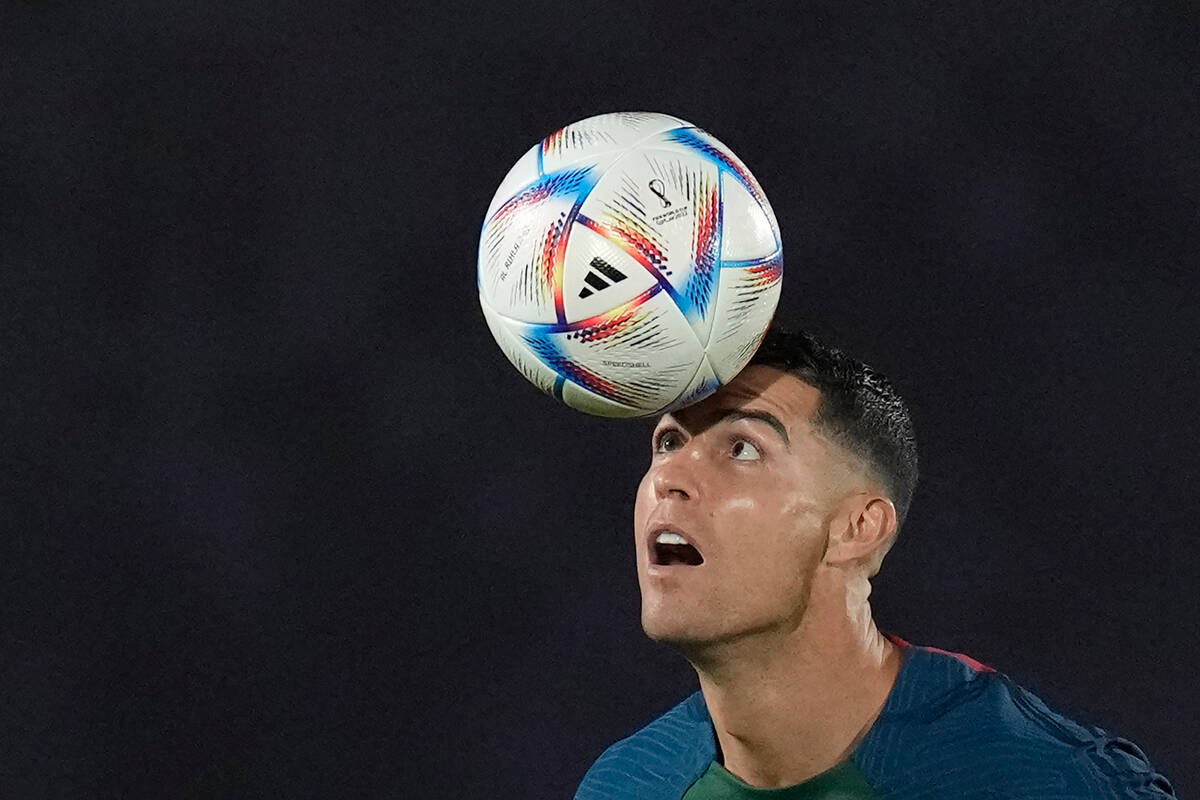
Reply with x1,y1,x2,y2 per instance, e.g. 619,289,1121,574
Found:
687,573,903,789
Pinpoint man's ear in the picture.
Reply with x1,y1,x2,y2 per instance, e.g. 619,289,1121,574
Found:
824,494,898,567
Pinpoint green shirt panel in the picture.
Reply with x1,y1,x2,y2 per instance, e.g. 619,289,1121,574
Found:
681,758,881,800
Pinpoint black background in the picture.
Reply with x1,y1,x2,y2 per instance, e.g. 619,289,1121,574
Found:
3,1,1197,797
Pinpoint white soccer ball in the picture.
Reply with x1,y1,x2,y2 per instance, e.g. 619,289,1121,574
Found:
478,111,783,418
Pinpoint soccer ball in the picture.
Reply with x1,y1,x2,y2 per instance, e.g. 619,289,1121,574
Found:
477,111,783,418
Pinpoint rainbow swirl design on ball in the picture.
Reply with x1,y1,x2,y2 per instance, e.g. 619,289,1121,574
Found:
479,113,783,417
665,127,773,216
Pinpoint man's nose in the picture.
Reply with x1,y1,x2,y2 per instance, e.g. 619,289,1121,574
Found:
651,451,699,501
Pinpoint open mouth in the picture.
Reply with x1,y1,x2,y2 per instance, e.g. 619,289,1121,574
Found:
651,530,704,566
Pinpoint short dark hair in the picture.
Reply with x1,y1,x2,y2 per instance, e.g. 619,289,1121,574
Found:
749,327,919,528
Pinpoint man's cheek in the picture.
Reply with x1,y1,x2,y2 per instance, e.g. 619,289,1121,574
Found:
721,496,759,515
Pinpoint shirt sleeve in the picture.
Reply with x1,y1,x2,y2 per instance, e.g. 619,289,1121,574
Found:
1069,735,1177,799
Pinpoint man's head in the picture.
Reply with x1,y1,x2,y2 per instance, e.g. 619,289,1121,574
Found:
633,327,918,650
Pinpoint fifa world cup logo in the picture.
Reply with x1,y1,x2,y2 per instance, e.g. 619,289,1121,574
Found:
647,178,672,208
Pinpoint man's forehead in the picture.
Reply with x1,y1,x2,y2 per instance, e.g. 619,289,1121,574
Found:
661,365,821,429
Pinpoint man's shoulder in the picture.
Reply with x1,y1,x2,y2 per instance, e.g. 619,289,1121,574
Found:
860,642,1176,798
574,692,716,800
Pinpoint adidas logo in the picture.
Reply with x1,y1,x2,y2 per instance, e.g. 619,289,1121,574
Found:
578,257,628,299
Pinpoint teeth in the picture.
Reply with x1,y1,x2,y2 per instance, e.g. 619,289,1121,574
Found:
655,531,690,546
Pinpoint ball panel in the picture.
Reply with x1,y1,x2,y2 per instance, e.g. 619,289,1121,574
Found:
575,147,723,345
561,381,644,418
560,218,659,323
479,296,560,397
719,170,779,263
705,254,784,384
540,112,690,175
551,287,702,413
481,285,702,416
658,127,780,251
479,163,604,324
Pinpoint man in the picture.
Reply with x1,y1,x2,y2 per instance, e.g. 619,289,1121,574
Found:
575,328,1174,799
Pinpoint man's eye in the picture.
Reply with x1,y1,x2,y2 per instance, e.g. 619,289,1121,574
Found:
731,440,761,461
655,429,684,452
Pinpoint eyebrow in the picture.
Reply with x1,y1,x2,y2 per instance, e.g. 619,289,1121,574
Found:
717,409,791,445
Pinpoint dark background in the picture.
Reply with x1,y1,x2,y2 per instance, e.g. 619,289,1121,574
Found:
3,1,1197,797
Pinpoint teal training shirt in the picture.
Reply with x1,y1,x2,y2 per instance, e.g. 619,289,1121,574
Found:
576,635,1175,799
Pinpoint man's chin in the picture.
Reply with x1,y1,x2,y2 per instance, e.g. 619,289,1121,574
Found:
641,614,714,647
642,610,786,659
